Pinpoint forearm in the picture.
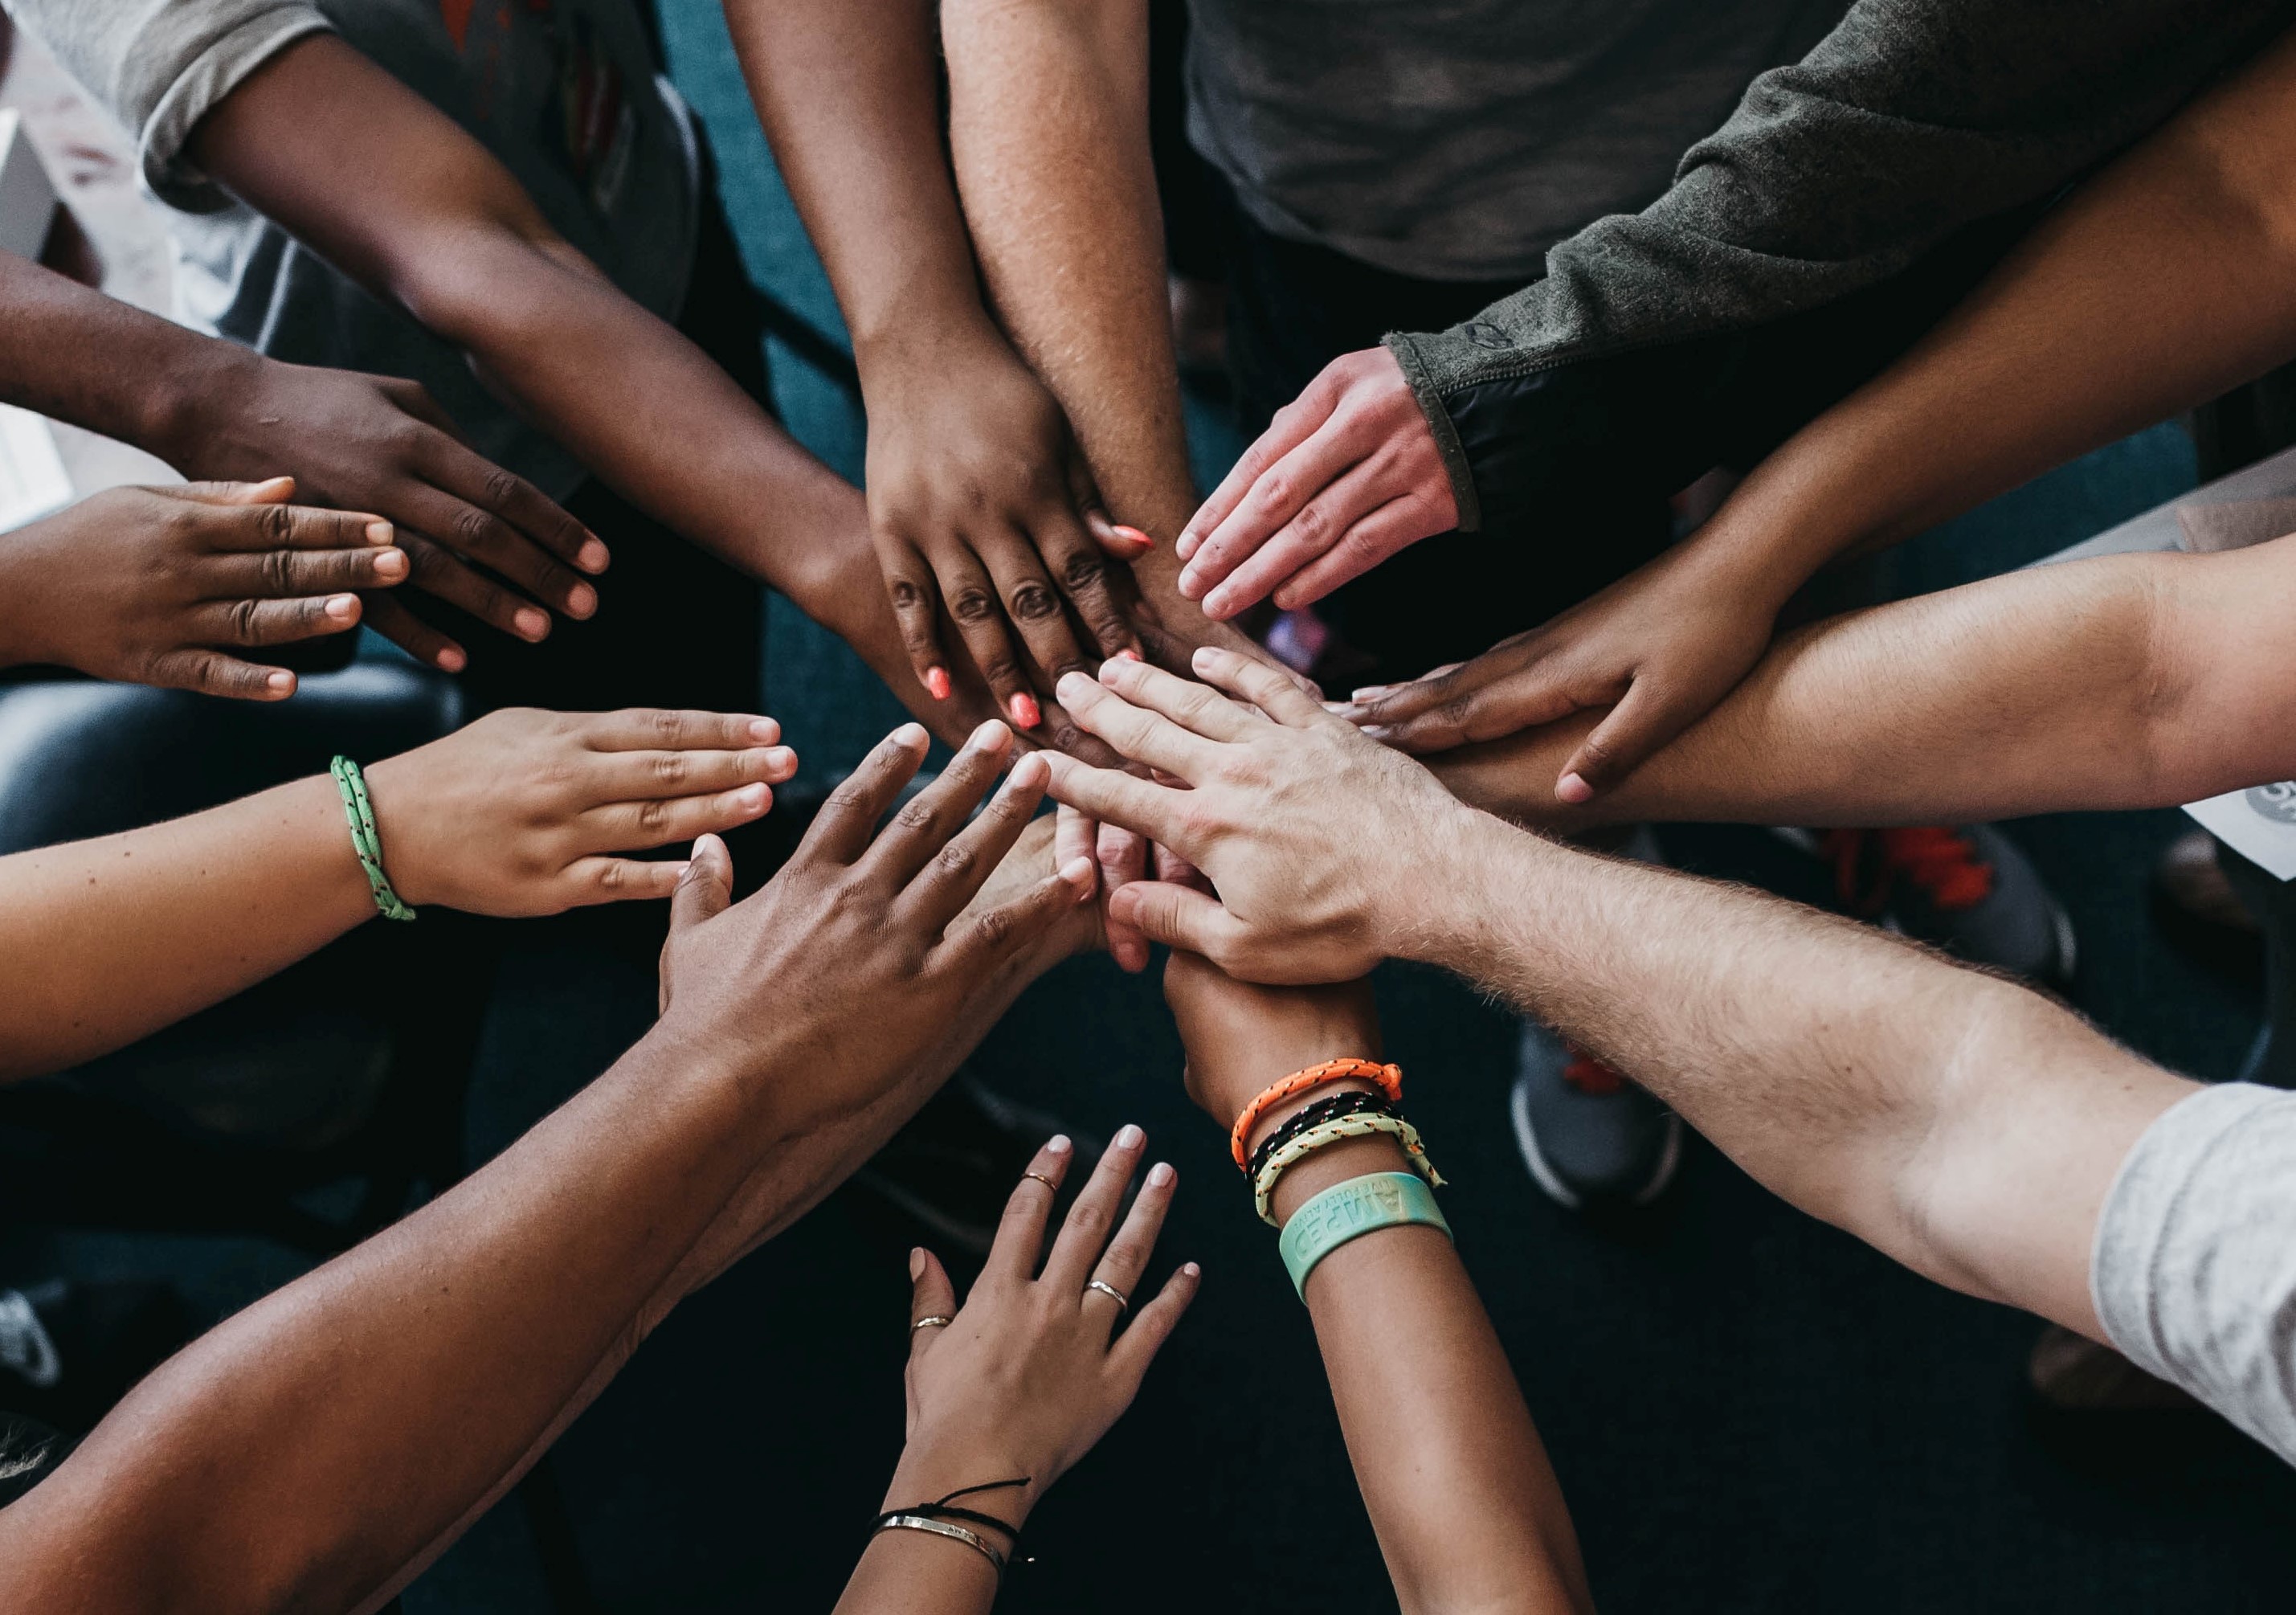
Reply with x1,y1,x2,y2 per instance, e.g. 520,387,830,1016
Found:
941,0,1191,539
1432,547,2288,830
1273,1135,1590,1615
1412,812,2189,1330
0,776,373,1081
0,1023,792,1615
1683,21,2296,598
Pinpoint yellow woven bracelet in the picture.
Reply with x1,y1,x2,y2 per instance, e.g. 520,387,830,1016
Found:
1252,1112,1444,1227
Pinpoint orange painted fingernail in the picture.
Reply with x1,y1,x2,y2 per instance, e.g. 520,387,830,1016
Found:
1111,523,1153,551
925,665,952,701
1009,692,1042,730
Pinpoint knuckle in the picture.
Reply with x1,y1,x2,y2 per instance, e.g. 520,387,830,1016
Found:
1256,472,1294,510
652,752,689,788
1289,501,1330,546
1006,581,1060,622
1065,1200,1107,1237
972,905,1017,948
934,840,975,880
950,587,999,624
1105,1236,1148,1273
259,546,297,595
259,501,296,547
596,861,628,893
636,799,671,834
227,597,265,645
651,710,685,743
894,796,938,832
889,576,929,612
451,503,497,551
826,779,874,816
481,466,523,511
1057,551,1107,591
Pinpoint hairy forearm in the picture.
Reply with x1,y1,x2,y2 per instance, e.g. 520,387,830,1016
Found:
0,777,373,1081
1411,812,2187,1331
1433,549,2271,830
1686,22,2296,597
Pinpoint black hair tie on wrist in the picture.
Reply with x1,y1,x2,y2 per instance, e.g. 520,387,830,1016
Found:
1247,1090,1399,1183
872,1477,1034,1564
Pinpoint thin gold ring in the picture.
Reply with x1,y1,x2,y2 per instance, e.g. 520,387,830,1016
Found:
911,1314,954,1332
1085,1278,1129,1312
1023,1171,1059,1192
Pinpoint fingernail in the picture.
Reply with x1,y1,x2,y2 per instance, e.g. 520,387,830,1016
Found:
1556,772,1594,805
1203,591,1231,618
1114,1124,1144,1150
748,718,780,742
925,665,952,701
578,538,611,572
514,607,549,640
374,548,407,580
1009,692,1041,730
970,718,1009,750
365,520,393,546
437,647,468,673
909,1247,924,1280
1110,523,1153,551
566,583,597,618
1183,1261,1202,1278
738,784,769,812
1191,648,1218,673
324,594,358,621
266,671,295,695
1056,671,1094,703
1362,725,1394,742
1351,685,1391,702
893,722,928,748
1119,943,1147,973
1146,1162,1175,1188
762,746,795,773
1177,567,1203,598
1059,855,1094,885
1113,648,1141,662
1047,1134,1073,1155
1175,531,1198,559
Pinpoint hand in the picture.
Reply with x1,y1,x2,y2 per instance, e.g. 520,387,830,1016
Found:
362,707,799,914
1340,538,1787,801
889,1128,1199,1524
653,719,1097,1130
1162,953,1383,1130
1175,346,1455,619
861,325,1154,727
1040,648,1474,983
159,354,608,672
0,479,405,699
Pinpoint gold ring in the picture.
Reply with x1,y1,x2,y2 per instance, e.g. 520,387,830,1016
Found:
911,1314,954,1332
1023,1171,1059,1192
1085,1278,1129,1312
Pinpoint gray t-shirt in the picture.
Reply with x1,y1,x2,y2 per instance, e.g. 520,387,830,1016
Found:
1,0,699,499
1183,0,1844,282
2094,1081,2296,1466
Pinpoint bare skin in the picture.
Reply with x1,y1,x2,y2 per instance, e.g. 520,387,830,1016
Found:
0,722,1099,1615
0,705,796,1081
1166,960,1593,1613
1041,650,2197,1344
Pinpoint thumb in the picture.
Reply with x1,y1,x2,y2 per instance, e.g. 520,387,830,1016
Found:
178,476,296,507
668,833,733,934
1109,880,1246,961
1555,677,1687,805
907,1246,959,1351
1068,456,1153,560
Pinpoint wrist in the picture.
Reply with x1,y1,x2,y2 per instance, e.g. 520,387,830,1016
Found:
851,299,1007,382
139,338,259,474
881,1444,1036,1536
1402,806,1545,973
1268,1132,1415,1226
0,529,57,668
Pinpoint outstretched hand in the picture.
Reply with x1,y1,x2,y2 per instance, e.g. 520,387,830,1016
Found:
1338,536,1786,801
1038,648,1473,983
1175,347,1456,619
0,479,406,699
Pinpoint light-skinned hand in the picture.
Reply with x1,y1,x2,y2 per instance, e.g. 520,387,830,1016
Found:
885,1127,1199,1529
0,479,406,699
862,322,1152,728
159,355,609,672
1338,535,1786,801
362,706,800,914
1039,648,1474,983
1175,346,1455,619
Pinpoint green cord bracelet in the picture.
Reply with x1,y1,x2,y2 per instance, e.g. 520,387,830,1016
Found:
1277,1171,1451,1298
330,756,415,922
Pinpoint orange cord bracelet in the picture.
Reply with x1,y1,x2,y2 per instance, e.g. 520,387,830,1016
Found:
1229,1058,1403,1169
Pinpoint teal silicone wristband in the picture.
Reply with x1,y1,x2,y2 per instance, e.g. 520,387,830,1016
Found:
1277,1171,1451,1298
330,756,416,922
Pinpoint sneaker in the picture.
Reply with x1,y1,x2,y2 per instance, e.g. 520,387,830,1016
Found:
853,1072,1105,1257
0,1278,197,1433
1510,1024,1683,1209
1809,824,2075,986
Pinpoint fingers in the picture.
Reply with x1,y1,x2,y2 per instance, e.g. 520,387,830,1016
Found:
141,647,296,701
173,476,296,507
799,723,931,865
1035,509,1143,663
1054,802,1098,876
1052,669,1221,779
359,592,468,673
1176,374,1338,563
1039,752,1191,847
555,855,689,908
1198,455,1389,619
1107,1259,1201,1385
1097,822,1150,975
1090,655,1261,742
1042,1122,1146,1293
581,782,776,849
937,546,1044,733
983,1135,1075,1283
905,1246,960,1358
202,497,397,554
902,749,1059,930
415,431,608,574
1179,645,1331,730
207,541,408,598
979,525,1093,699
1180,414,1367,612
866,718,1016,888
937,844,1097,969
192,591,364,648
387,480,596,620
1554,677,1690,803
396,532,554,643
1267,492,1442,613
668,832,733,934
1368,665,1591,756
1085,1158,1178,1335
1107,881,1250,963
582,709,785,754
582,743,795,803
878,534,957,703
